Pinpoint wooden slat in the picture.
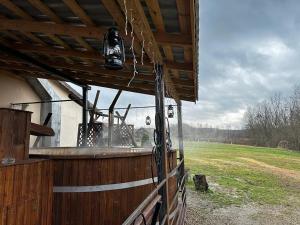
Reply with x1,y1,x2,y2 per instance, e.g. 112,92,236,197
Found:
0,160,52,225
0,1,71,49
3,43,193,72
62,0,94,25
0,18,191,47
0,56,193,84
190,0,198,101
30,123,55,136
0,18,105,38
176,0,193,63
154,33,192,47
0,4,44,45
0,59,194,88
27,0,93,51
145,0,180,80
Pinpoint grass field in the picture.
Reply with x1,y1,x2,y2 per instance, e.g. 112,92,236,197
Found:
185,142,300,207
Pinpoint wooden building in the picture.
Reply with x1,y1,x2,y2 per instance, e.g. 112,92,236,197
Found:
0,0,199,225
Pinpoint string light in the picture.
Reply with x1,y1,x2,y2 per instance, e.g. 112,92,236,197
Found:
128,9,138,87
124,0,128,35
152,52,156,73
141,30,145,65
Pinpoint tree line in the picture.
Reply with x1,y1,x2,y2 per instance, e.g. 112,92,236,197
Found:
244,85,300,150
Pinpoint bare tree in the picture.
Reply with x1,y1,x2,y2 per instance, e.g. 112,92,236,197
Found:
245,85,300,150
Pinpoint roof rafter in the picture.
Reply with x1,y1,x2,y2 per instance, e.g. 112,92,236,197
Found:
117,0,179,100
0,0,71,49
0,18,190,47
6,43,193,72
145,0,180,81
0,56,194,88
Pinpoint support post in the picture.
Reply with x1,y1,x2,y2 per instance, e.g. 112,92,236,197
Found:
154,65,170,225
108,90,122,147
177,101,185,178
82,85,90,147
89,90,100,124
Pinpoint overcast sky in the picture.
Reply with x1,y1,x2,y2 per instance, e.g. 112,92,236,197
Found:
76,0,300,129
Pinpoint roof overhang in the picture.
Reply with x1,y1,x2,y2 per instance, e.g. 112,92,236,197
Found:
0,0,199,102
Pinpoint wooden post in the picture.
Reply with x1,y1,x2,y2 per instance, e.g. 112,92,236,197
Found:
108,90,122,147
154,65,170,224
0,108,32,162
177,101,185,178
89,90,100,124
82,85,90,147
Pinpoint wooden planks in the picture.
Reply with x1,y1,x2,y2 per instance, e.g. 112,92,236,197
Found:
0,109,31,161
31,150,177,225
0,160,53,225
145,0,181,81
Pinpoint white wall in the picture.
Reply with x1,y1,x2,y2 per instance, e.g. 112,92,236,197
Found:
47,80,82,147
0,70,41,145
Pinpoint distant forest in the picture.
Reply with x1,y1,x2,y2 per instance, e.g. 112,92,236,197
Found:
244,85,300,151
169,124,248,145
168,86,300,151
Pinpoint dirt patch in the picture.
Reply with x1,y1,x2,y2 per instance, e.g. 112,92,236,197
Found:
186,189,300,225
238,157,300,181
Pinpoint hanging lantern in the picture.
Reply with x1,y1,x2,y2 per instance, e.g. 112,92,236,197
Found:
103,27,125,70
145,116,151,125
168,105,174,118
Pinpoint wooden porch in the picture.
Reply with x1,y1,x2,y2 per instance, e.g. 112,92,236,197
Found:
0,0,199,224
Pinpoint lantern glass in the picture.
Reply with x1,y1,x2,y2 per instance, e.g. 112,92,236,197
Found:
168,105,174,118
103,27,125,70
145,116,151,125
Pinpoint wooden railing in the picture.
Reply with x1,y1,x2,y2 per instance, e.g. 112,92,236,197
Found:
122,159,187,225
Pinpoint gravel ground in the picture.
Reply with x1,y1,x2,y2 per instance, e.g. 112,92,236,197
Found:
186,189,300,225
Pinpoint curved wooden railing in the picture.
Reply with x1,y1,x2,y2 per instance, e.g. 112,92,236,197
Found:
122,158,187,225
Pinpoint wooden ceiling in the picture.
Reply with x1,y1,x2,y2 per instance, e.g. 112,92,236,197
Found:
0,0,199,102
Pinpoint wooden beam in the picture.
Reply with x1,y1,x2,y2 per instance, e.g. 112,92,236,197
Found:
145,0,181,82
117,0,179,101
154,33,192,47
6,43,193,72
0,57,194,88
27,0,93,52
62,0,94,25
0,18,192,47
176,0,193,63
0,18,105,39
0,1,71,49
33,113,53,148
190,0,198,101
61,0,95,51
176,0,195,101
30,122,55,136
0,4,45,45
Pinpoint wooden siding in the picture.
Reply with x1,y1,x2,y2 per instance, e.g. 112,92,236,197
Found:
0,109,31,161
0,159,53,225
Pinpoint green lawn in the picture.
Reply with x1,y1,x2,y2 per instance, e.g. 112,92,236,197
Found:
185,142,300,207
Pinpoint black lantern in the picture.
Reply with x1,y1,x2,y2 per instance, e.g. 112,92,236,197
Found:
103,27,125,70
168,105,174,118
145,116,151,125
